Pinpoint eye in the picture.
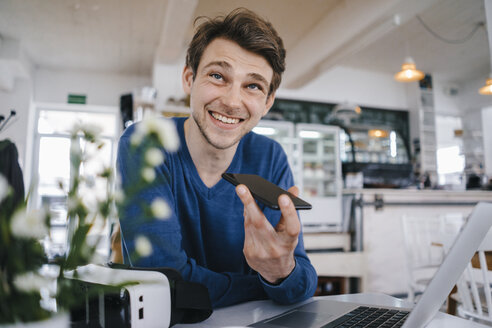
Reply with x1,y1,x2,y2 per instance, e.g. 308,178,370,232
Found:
210,73,223,80
247,83,262,91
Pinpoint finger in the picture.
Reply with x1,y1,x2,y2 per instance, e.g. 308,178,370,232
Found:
236,185,270,230
276,194,300,241
288,185,299,197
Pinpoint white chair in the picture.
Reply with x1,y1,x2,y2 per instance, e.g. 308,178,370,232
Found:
401,215,445,302
401,213,464,302
455,227,492,325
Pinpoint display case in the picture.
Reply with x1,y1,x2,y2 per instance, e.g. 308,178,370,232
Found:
253,121,343,231
296,123,342,231
253,120,298,177
342,126,410,164
341,126,413,188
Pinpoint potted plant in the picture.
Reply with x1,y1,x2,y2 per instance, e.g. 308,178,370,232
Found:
0,114,178,326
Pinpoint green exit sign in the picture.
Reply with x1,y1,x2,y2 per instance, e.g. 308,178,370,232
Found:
68,94,86,104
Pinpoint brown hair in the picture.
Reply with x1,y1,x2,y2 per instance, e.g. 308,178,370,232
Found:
186,8,286,96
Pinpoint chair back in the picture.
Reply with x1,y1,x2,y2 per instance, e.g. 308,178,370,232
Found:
456,227,492,323
401,213,464,302
402,215,444,269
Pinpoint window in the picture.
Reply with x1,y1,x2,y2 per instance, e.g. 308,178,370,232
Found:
435,115,464,187
31,104,120,259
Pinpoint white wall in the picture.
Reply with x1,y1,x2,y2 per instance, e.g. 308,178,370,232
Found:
152,63,411,111
153,62,186,109
277,65,409,110
452,74,492,175
456,75,492,113
34,68,151,107
0,69,151,188
482,106,492,176
435,115,462,148
432,77,461,116
0,78,33,169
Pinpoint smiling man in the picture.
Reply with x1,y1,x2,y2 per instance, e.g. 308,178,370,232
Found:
117,8,317,308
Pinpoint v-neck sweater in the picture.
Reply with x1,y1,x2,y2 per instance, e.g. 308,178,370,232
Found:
117,117,317,308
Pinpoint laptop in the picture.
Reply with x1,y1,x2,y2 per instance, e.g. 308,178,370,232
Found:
250,202,492,328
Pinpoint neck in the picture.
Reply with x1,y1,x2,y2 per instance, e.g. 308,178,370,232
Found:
184,118,238,188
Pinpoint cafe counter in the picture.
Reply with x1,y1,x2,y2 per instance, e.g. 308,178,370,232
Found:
342,188,492,295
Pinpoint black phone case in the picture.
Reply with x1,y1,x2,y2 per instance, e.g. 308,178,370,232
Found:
222,173,312,210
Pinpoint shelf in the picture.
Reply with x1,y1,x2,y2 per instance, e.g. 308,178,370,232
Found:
159,105,191,115
420,89,434,95
303,176,336,182
464,150,484,156
421,127,436,133
351,149,391,153
420,106,435,112
302,155,336,162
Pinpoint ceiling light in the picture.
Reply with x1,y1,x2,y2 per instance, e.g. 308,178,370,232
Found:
368,129,388,138
326,102,362,126
252,127,276,136
333,102,362,115
394,57,425,82
299,130,322,139
479,77,492,95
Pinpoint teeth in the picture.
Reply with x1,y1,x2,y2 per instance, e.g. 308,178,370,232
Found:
211,112,240,124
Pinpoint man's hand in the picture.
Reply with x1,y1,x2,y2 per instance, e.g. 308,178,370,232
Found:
236,184,300,284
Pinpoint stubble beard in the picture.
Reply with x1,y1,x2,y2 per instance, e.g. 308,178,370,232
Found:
192,110,245,150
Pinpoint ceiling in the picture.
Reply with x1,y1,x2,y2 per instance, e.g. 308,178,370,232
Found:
0,0,489,88
343,0,489,83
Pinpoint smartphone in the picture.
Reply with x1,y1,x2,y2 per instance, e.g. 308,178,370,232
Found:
222,173,312,210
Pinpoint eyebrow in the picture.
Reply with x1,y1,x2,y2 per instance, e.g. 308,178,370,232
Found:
248,72,269,89
203,61,270,88
203,61,232,71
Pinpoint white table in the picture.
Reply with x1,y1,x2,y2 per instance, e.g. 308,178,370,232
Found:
175,293,488,327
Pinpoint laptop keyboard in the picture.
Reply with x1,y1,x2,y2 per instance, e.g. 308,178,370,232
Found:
322,306,410,328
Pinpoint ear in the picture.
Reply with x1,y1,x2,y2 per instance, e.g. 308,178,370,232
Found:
182,65,194,95
262,92,276,117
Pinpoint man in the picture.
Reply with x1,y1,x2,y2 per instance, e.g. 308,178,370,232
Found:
117,8,317,308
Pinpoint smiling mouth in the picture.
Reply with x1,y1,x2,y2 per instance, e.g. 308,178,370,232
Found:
209,111,243,124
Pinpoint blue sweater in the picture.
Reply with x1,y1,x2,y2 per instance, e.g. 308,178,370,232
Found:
117,117,317,308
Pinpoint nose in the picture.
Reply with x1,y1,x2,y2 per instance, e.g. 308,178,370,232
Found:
222,83,242,110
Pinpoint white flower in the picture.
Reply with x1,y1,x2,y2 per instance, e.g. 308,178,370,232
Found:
70,122,102,140
134,115,179,151
135,235,152,257
156,119,179,152
13,272,51,294
130,131,144,146
145,148,164,167
139,117,159,134
67,196,81,212
142,167,156,182
10,208,49,239
85,175,96,188
113,189,125,203
81,124,102,139
68,122,83,135
0,174,9,203
151,198,171,220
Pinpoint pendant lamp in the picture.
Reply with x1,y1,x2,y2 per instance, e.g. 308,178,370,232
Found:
394,57,425,82
479,77,492,95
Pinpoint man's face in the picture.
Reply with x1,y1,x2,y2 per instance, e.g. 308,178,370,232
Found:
182,38,275,150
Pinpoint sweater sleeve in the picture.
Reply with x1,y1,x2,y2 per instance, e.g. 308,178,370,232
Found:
117,134,267,308
259,233,318,304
